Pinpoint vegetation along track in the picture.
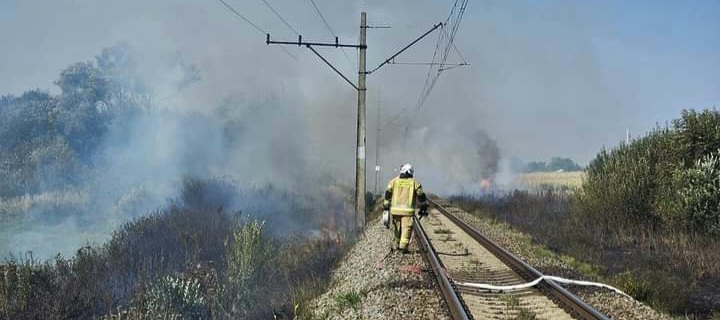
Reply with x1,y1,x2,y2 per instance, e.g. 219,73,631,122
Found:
413,197,609,320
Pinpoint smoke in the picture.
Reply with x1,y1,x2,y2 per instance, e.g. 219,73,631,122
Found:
1,42,355,258
377,123,501,195
2,0,719,257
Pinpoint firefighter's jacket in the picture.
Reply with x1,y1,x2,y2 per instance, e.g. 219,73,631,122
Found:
383,175,428,216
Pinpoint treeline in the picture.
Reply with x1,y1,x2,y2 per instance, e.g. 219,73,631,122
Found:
0,179,344,319
581,109,720,236
0,44,148,197
520,157,582,173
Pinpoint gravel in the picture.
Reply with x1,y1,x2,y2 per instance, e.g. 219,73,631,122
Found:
439,199,672,320
307,214,450,320
308,198,671,320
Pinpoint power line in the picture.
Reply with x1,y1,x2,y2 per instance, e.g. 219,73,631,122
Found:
307,0,354,67
417,0,455,109
416,0,469,110
368,22,443,74
417,27,445,109
388,61,468,66
308,0,337,38
451,41,467,64
215,0,298,60
216,0,266,35
260,0,300,35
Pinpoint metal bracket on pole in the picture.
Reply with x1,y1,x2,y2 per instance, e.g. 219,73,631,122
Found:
367,22,443,75
266,33,366,49
266,33,364,91
306,45,359,91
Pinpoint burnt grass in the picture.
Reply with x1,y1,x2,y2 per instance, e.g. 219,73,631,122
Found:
0,178,349,320
450,190,720,318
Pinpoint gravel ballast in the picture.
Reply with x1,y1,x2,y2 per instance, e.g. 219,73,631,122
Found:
307,214,450,320
440,199,671,320
309,198,671,320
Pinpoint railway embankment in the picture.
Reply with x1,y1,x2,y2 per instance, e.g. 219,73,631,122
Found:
307,206,450,320
309,197,670,319
432,198,670,320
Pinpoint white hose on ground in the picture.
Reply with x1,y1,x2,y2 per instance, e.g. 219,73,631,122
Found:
454,275,633,300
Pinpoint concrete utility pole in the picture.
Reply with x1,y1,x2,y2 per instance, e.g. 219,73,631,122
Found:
266,14,443,233
356,12,367,230
374,89,382,196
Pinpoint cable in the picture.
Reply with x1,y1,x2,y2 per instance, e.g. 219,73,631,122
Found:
416,28,445,109
451,41,467,64
389,62,464,66
416,0,469,110
260,0,300,35
307,0,354,67
308,0,337,38
215,0,298,60
216,0,266,35
455,275,633,300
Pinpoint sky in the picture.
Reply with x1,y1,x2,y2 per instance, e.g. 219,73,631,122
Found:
1,0,719,169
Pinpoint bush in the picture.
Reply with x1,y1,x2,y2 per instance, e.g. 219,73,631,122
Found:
145,276,207,318
220,221,273,318
672,151,720,235
581,109,720,236
0,178,349,319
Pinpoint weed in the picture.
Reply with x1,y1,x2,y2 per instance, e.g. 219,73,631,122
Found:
439,235,456,242
334,290,363,311
515,308,537,320
434,228,454,234
612,271,652,301
468,259,481,266
711,310,720,320
0,179,349,319
500,293,519,309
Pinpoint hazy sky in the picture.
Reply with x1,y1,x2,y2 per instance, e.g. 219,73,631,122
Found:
1,0,719,166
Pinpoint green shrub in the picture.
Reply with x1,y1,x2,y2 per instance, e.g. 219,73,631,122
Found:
145,276,207,318
612,271,652,301
334,290,363,311
219,220,274,318
581,109,720,236
672,151,720,235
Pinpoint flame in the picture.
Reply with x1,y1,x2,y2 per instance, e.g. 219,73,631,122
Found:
480,178,493,191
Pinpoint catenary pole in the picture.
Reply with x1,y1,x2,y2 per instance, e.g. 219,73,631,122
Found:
374,88,382,196
356,12,368,230
265,11,443,233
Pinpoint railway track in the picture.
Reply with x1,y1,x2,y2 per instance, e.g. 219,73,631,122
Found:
414,197,609,320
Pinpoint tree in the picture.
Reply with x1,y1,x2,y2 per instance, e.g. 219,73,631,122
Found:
547,157,582,172
55,62,111,159
526,161,547,172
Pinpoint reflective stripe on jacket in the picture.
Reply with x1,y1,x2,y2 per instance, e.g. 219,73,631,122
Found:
383,177,426,216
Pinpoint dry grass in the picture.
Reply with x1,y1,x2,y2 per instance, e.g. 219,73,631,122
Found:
0,190,88,216
0,179,349,320
519,171,585,190
451,192,720,317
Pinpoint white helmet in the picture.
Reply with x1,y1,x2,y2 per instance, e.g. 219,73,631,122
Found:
399,163,413,176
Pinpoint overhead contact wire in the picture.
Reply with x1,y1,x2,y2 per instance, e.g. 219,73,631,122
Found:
216,0,298,60
217,0,267,35
260,0,300,35
307,0,354,67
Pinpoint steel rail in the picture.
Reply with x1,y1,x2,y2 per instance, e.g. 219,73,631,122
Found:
427,197,609,320
413,216,471,320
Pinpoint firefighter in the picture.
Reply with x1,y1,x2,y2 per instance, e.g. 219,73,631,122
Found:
382,163,428,252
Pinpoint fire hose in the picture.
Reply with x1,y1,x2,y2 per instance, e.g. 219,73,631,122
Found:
454,275,632,299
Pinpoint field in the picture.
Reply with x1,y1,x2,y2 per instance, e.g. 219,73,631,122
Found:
517,171,585,190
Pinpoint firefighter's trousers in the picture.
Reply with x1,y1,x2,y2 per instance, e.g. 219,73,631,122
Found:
391,214,414,250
